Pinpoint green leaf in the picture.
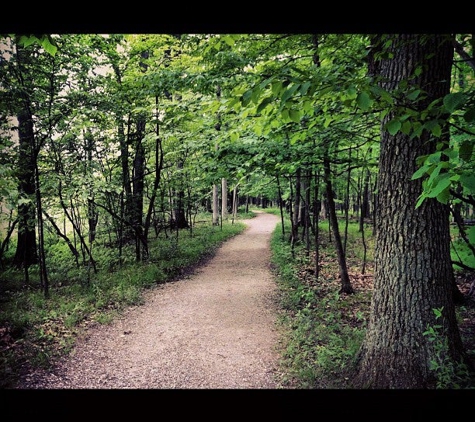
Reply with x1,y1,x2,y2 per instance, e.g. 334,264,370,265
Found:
436,186,450,204
289,109,301,123
468,226,475,245
431,123,442,137
411,164,430,180
281,84,300,104
303,100,313,114
271,81,283,96
443,92,465,113
401,121,412,135
41,36,58,55
460,174,475,192
386,119,401,136
426,174,451,198
18,197,32,206
356,91,372,111
259,76,275,89
426,164,442,187
251,87,262,105
459,140,473,161
256,97,273,114
426,151,442,164
241,89,252,107
281,108,290,122
407,89,421,101
290,132,303,145
463,107,475,123
323,116,333,128
18,35,37,47
415,193,427,209
424,119,441,137
222,35,235,46
299,81,311,95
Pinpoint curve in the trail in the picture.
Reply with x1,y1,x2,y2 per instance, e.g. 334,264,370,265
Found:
20,211,281,389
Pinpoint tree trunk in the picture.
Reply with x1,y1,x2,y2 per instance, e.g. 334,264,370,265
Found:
343,148,352,254
276,175,285,238
232,185,238,223
34,159,48,297
323,154,354,294
354,34,471,389
85,131,98,243
212,183,219,225
144,96,164,240
13,109,38,268
313,171,321,280
221,178,228,221
293,168,301,233
171,160,189,230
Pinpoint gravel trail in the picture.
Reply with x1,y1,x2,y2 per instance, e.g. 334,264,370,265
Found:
15,211,283,389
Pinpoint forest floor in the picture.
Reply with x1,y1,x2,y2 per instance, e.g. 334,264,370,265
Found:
7,210,475,390
11,211,286,389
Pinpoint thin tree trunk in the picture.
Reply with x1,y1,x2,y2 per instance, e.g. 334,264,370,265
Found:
144,96,164,240
293,168,301,235
323,154,354,294
276,175,285,238
0,217,18,267
343,148,352,255
313,172,320,280
212,184,219,226
304,170,311,256
132,117,146,261
34,160,48,298
43,210,80,268
58,182,97,273
221,178,228,222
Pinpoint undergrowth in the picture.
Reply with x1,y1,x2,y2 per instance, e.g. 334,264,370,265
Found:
268,211,372,388
268,207,475,389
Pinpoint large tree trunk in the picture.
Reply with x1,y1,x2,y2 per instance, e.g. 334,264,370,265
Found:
354,34,470,389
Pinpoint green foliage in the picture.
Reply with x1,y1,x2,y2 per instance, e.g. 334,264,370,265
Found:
423,307,473,389
452,235,475,270
13,34,58,55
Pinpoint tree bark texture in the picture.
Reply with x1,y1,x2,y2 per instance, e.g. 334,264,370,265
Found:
354,34,469,388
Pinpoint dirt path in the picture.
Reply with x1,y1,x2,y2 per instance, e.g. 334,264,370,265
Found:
16,211,283,389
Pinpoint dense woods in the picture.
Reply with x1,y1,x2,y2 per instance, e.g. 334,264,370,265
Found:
1,33,474,389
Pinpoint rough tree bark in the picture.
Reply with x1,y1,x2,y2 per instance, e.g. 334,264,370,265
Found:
354,34,471,389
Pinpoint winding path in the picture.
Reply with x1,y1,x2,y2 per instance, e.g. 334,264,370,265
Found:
17,211,282,389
